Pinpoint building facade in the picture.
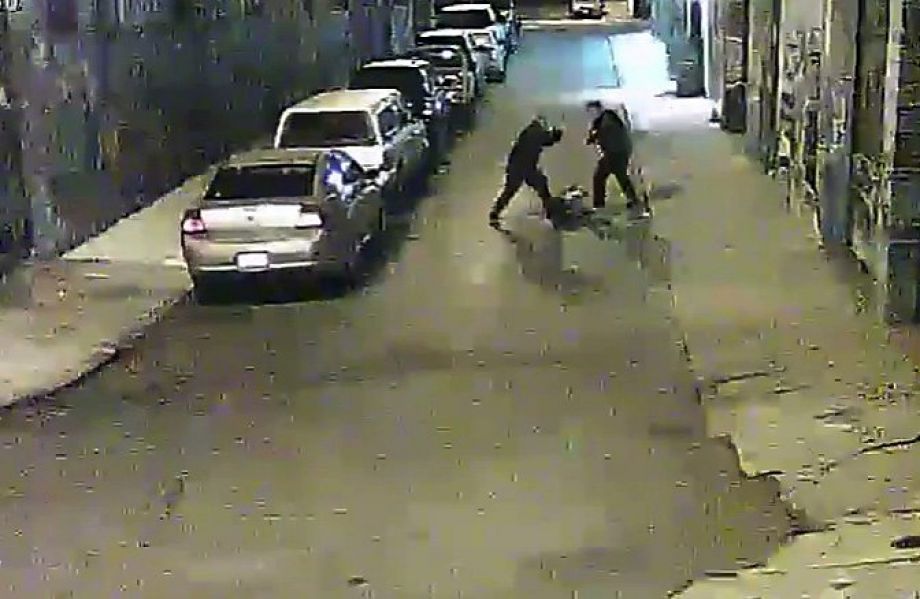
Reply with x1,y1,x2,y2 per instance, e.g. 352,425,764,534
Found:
654,0,920,322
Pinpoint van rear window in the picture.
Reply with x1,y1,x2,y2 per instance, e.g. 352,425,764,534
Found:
277,111,376,148
436,10,493,29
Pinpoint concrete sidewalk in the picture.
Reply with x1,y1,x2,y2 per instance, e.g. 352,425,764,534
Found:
635,122,920,596
0,174,206,407
598,27,919,595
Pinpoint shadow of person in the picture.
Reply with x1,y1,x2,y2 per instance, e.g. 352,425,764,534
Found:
647,181,683,202
497,220,605,298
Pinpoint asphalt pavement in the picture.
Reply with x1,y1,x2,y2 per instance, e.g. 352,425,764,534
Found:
0,23,791,598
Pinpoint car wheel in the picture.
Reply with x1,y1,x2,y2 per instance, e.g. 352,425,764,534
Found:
413,159,431,193
398,165,413,196
389,165,415,211
340,240,363,288
376,206,388,234
191,274,221,304
455,104,476,131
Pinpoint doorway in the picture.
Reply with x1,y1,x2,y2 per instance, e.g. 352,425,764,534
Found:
757,0,782,169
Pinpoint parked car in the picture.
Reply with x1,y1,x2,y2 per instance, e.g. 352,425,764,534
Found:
436,3,510,58
435,0,521,53
273,89,429,204
180,148,386,299
570,0,605,18
350,59,451,168
490,0,521,51
469,29,507,82
434,6,507,82
489,0,524,55
403,44,477,117
416,29,487,97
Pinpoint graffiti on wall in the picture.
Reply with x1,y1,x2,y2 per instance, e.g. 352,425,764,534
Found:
4,1,357,259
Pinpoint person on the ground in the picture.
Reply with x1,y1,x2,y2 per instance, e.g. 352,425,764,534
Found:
585,100,640,210
489,116,564,226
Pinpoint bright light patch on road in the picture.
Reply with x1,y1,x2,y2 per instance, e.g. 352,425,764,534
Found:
608,31,673,96
557,31,716,132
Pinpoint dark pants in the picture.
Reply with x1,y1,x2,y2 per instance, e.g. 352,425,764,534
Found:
593,153,639,208
491,164,559,218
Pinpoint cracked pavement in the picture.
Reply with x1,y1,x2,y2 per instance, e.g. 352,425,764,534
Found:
640,108,920,597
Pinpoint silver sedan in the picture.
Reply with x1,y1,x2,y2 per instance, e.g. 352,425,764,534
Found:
181,148,385,301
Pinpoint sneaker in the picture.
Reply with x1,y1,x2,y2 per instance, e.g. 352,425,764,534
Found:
488,211,501,227
628,205,651,219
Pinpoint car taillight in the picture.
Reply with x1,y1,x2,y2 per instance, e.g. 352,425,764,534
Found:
295,205,323,229
181,209,206,235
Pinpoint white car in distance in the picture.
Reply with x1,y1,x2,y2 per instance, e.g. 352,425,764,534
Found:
416,29,488,96
435,5,508,81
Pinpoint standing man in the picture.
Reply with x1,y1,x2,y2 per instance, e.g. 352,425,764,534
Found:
585,100,640,211
489,115,564,226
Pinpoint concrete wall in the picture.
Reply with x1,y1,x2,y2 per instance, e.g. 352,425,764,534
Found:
650,0,729,102
650,0,685,76
0,0,421,261
814,0,858,245
659,0,920,321
704,0,721,103
883,0,920,322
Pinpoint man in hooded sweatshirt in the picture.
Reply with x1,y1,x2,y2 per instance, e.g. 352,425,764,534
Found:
585,100,641,211
489,116,564,226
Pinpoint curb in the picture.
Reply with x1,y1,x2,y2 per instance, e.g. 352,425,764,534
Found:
1,137,279,408
1,287,192,408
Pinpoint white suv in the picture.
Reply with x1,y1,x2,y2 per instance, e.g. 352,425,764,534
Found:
435,4,508,81
273,89,429,201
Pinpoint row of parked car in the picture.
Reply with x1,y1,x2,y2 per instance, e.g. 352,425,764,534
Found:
180,1,524,301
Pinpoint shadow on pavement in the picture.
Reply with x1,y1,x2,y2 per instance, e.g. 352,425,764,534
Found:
648,181,683,202
497,220,608,296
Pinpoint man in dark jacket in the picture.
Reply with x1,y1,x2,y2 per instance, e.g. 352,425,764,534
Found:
489,116,564,225
585,100,640,210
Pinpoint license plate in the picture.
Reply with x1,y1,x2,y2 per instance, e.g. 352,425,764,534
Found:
235,252,269,271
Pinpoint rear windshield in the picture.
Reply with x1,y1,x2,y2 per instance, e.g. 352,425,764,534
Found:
417,36,475,68
415,47,464,68
277,111,375,148
205,165,316,200
352,68,426,105
470,31,494,46
419,34,467,51
436,10,493,28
